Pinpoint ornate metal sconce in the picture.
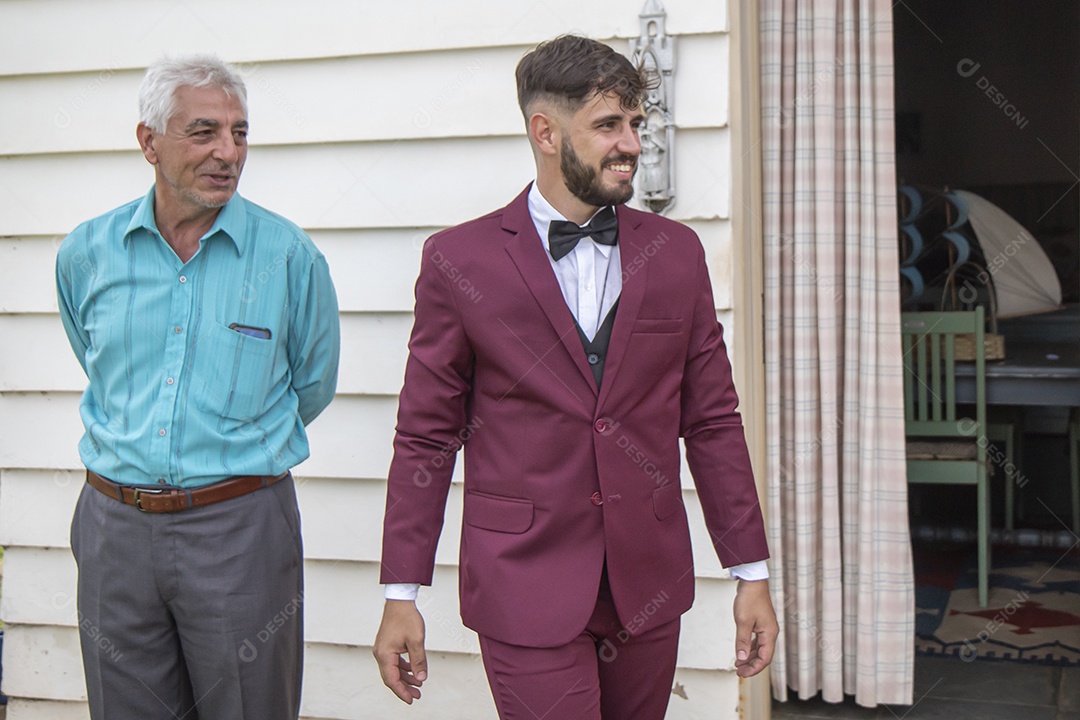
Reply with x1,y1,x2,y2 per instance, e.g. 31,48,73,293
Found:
630,0,676,214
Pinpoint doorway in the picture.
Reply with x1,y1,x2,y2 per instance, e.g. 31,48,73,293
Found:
894,0,1080,673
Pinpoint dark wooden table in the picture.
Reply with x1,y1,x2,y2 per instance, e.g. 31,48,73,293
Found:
956,341,1080,406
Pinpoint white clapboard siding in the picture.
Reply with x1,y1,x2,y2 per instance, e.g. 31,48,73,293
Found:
4,699,91,720
0,469,728,578
302,643,498,720
0,392,395,479
332,458,743,576
0,385,744,492
295,477,730,578
0,230,436,315
2,236,730,395
2,606,738,719
0,0,727,76
306,568,741,672
0,2,751,718
0,471,84,550
0,219,730,317
1,546,736,666
301,646,740,720
0,625,86,702
0,623,498,718
0,128,730,237
0,35,727,154
0,313,408,395
0,237,67,314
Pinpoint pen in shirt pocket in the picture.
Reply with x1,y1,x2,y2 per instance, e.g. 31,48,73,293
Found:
229,323,272,339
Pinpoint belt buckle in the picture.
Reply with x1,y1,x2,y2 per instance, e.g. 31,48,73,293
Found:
132,487,165,512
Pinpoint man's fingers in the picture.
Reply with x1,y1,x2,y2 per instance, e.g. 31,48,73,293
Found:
398,657,424,688
755,624,776,666
733,604,755,663
375,650,421,703
735,641,763,677
406,636,428,682
734,625,753,662
735,629,777,677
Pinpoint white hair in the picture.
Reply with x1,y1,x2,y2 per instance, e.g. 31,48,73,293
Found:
138,54,248,132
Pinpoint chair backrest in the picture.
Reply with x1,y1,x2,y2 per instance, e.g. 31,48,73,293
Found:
900,308,986,445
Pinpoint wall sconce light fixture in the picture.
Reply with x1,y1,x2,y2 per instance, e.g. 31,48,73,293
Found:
630,0,676,214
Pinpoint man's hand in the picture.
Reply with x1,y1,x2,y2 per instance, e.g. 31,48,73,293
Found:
373,600,428,704
733,578,778,678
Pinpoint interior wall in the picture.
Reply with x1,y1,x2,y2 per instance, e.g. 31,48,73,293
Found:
893,0,1078,187
893,0,1080,302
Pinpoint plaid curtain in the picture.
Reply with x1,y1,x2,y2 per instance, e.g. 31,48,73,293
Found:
760,0,914,706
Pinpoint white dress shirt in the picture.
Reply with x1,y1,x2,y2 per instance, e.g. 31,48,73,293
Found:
528,183,622,340
385,184,765,601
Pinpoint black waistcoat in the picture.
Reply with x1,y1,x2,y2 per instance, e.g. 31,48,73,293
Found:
574,299,620,390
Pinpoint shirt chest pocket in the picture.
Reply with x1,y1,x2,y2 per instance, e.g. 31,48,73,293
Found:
190,321,278,421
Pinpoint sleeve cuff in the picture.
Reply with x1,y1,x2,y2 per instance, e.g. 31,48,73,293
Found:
384,583,421,601
728,560,769,581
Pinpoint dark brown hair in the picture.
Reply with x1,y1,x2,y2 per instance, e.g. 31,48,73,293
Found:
515,35,650,118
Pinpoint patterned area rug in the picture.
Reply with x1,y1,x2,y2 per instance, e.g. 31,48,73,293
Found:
915,543,1080,666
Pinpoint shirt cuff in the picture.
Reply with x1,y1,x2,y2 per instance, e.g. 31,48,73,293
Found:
728,560,769,581
384,583,421,601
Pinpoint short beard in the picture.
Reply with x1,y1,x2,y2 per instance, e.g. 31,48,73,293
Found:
167,164,238,210
560,137,635,207
182,187,231,210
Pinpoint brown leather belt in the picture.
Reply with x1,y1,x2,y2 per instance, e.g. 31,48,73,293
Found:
86,470,289,513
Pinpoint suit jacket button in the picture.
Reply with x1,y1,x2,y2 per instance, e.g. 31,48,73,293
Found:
594,419,608,433
590,492,603,506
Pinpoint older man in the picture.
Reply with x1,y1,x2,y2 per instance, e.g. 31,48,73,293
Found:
56,55,339,720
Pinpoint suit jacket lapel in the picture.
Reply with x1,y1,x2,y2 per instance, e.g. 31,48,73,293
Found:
596,205,649,410
502,187,599,397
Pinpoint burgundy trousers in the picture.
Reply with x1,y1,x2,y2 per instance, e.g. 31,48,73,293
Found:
478,572,681,720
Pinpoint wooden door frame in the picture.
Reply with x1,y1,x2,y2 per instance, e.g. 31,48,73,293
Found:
728,0,771,717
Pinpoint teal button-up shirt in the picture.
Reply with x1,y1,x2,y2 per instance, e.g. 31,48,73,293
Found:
56,187,340,488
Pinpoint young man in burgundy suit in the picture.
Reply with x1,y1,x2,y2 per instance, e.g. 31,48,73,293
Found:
374,35,778,719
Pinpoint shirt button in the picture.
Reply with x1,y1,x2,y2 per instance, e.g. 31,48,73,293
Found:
166,377,175,385
594,419,608,433
587,353,600,365
158,429,167,437
174,326,182,334
179,275,187,284
158,478,167,485
591,492,603,506
585,282,594,292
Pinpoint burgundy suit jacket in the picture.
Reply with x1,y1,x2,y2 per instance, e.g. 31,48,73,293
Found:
381,186,768,648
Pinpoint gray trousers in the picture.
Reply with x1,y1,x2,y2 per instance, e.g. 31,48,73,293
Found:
71,476,304,720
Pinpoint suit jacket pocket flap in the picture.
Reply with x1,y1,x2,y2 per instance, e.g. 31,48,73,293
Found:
653,483,682,520
633,318,683,334
464,491,534,534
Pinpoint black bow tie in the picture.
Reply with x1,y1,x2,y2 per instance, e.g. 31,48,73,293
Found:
547,207,618,261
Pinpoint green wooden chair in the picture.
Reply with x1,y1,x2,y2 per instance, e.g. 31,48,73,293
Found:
901,308,990,607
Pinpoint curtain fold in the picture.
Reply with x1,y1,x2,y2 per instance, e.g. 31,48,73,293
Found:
760,0,914,706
